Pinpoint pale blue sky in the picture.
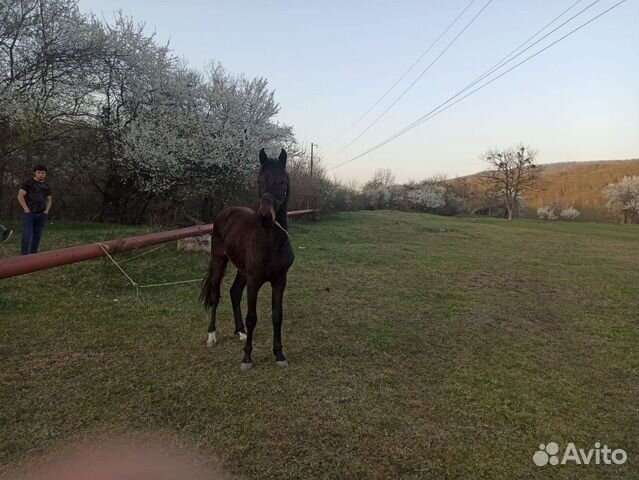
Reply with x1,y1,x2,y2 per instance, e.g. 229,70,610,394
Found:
78,0,638,183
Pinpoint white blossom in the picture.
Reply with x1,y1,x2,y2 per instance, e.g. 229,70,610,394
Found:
537,205,557,220
559,206,580,221
603,175,639,222
406,185,446,210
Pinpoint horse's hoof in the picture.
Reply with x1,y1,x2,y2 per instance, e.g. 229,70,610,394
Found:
237,332,247,342
240,362,253,370
275,360,289,368
206,332,217,347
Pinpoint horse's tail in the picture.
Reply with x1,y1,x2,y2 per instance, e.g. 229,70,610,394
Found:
199,264,213,310
200,223,225,310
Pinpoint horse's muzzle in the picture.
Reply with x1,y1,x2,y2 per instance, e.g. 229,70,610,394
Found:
258,210,274,228
258,193,276,228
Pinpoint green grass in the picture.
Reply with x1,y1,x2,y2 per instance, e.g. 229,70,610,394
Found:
1,211,638,479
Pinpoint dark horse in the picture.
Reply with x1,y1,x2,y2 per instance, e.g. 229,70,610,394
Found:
200,148,294,369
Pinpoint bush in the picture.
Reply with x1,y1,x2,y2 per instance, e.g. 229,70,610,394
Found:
537,206,557,220
559,206,580,221
406,184,446,210
603,175,639,224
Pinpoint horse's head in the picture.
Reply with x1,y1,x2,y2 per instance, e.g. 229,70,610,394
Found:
257,148,289,228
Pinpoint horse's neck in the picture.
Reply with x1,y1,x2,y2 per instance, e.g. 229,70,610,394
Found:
275,205,288,230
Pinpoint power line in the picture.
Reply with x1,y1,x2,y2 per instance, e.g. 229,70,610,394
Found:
326,0,494,161
330,0,623,171
328,0,625,172
327,0,599,170
326,0,587,168
324,0,479,147
352,0,606,160
458,0,587,101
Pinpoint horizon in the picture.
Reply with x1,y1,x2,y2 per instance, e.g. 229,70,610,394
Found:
346,156,639,186
77,0,639,184
419,156,639,185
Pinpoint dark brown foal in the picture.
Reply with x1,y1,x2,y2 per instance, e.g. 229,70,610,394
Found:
200,148,294,369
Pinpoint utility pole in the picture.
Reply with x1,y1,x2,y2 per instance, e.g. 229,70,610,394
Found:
309,142,318,210
310,142,318,178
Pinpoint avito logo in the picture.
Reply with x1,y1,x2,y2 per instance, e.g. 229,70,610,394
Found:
533,442,627,466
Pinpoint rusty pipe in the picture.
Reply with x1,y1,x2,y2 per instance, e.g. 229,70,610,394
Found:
0,209,318,280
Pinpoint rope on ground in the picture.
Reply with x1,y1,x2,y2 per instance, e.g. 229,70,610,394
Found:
119,242,168,264
97,243,201,301
138,279,202,289
98,243,138,288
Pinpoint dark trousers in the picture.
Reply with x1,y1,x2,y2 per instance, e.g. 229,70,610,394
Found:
21,212,47,255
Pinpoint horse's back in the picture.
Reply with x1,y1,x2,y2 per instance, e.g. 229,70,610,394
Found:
212,206,293,279
212,207,256,271
213,207,255,235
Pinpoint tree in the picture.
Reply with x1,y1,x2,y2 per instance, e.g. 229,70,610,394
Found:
362,168,395,209
406,183,446,210
482,144,539,220
0,0,105,212
446,177,483,213
0,1,296,223
603,175,639,224
285,142,326,210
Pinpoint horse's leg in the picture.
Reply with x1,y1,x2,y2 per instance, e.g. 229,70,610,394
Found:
241,276,262,369
205,254,228,347
271,274,288,367
230,270,247,341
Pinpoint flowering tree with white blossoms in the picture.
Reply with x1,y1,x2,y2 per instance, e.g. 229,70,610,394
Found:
559,206,580,221
362,169,395,209
0,0,294,222
406,184,446,210
0,0,108,210
123,62,292,195
603,175,639,224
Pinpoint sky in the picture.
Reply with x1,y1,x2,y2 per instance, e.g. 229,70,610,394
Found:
77,0,639,184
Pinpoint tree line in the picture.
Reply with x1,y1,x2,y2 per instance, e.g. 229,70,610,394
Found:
2,1,636,225
1,0,296,223
351,147,639,224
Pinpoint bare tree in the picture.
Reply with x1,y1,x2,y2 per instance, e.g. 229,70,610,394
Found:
482,144,539,220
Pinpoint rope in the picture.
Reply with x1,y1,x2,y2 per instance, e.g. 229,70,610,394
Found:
98,222,292,297
274,220,289,238
119,243,168,263
98,243,139,288
138,279,202,289
97,243,202,300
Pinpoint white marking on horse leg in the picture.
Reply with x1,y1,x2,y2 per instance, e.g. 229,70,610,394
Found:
206,331,217,347
238,332,247,341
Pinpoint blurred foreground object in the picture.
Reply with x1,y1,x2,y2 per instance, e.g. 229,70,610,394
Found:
7,434,233,480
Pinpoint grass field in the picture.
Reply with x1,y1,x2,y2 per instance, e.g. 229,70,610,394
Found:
1,211,638,479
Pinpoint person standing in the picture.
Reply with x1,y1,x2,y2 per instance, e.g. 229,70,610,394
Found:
17,165,52,255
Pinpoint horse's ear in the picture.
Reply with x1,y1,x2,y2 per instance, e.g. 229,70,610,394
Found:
279,149,287,167
259,148,268,166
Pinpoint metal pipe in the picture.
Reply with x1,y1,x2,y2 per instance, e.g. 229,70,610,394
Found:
0,209,318,280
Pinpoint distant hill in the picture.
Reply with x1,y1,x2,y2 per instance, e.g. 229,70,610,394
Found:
526,159,639,220
458,159,639,221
